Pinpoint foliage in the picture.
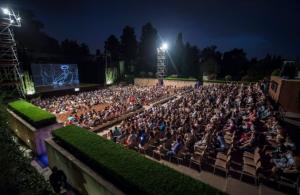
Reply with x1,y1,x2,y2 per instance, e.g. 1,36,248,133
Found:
207,73,217,80
271,69,281,76
14,11,287,84
124,74,135,83
138,22,158,73
8,100,56,128
224,75,232,81
120,25,138,74
240,75,256,82
53,125,225,195
104,35,121,65
164,76,197,81
105,67,118,85
0,92,54,194
280,62,296,79
21,71,35,95
203,80,254,84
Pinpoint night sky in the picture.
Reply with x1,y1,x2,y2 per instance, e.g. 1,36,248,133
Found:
2,0,300,58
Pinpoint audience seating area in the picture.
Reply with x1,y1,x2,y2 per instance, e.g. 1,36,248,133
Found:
104,83,300,192
32,85,191,129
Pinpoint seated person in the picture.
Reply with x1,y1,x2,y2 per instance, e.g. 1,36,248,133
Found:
167,136,183,157
214,132,227,152
238,131,257,151
138,130,149,149
126,131,137,148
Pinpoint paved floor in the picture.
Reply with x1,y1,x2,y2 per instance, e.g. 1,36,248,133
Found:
145,155,288,195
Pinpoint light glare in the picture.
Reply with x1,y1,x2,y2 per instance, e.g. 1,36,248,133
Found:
160,42,168,51
2,8,10,15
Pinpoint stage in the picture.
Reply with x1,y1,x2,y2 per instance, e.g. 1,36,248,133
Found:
33,83,102,97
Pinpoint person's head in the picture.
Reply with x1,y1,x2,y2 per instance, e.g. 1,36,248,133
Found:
52,166,58,173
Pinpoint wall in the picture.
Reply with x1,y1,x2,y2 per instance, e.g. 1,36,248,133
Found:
134,78,157,86
7,109,62,156
134,78,238,88
269,76,300,113
268,76,283,102
163,79,196,87
46,139,124,195
134,78,196,87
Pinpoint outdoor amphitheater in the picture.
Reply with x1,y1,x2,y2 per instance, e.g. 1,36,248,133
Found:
1,4,300,195
6,77,299,195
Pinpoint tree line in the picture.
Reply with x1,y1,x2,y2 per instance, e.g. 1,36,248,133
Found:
15,10,299,83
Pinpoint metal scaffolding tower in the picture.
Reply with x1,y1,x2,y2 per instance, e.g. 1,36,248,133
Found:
0,8,23,96
156,47,167,82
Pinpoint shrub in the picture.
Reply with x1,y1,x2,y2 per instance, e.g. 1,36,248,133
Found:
8,100,56,128
271,69,281,76
53,125,225,195
224,75,232,81
207,73,217,80
164,76,197,81
0,92,54,194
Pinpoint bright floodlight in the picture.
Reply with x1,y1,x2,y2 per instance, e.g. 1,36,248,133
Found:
2,8,10,15
160,42,168,51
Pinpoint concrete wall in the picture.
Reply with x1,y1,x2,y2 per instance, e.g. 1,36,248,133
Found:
134,78,240,88
46,139,124,195
163,79,196,87
269,76,300,113
269,76,283,102
7,109,62,156
134,78,158,86
134,78,196,87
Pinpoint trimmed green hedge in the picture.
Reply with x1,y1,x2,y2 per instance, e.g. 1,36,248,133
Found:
53,125,225,195
203,80,256,84
164,76,197,81
8,100,56,128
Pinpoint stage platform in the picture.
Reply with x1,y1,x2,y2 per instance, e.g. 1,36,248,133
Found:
33,83,102,97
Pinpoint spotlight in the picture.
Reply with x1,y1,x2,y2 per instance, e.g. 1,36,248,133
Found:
2,8,10,15
160,42,168,51
10,19,14,24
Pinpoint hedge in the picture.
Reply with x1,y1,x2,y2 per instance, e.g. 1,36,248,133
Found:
53,125,225,195
164,76,197,81
203,80,256,84
8,100,56,128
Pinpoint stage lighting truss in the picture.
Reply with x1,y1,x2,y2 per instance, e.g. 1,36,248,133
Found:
1,8,21,27
156,44,168,80
0,7,24,96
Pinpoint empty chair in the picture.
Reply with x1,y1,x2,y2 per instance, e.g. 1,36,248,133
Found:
213,155,231,177
189,146,207,171
240,161,261,185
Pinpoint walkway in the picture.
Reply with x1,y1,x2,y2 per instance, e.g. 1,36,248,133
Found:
145,155,287,195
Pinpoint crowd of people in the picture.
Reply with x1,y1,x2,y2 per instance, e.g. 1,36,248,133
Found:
107,83,299,184
32,85,189,128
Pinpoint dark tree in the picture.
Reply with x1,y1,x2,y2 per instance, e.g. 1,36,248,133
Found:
104,35,121,67
280,62,296,79
173,33,185,75
184,44,200,78
221,48,248,79
61,39,90,59
15,10,60,54
200,46,222,76
138,22,158,74
120,26,138,74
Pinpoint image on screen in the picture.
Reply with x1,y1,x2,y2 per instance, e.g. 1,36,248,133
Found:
31,64,79,87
